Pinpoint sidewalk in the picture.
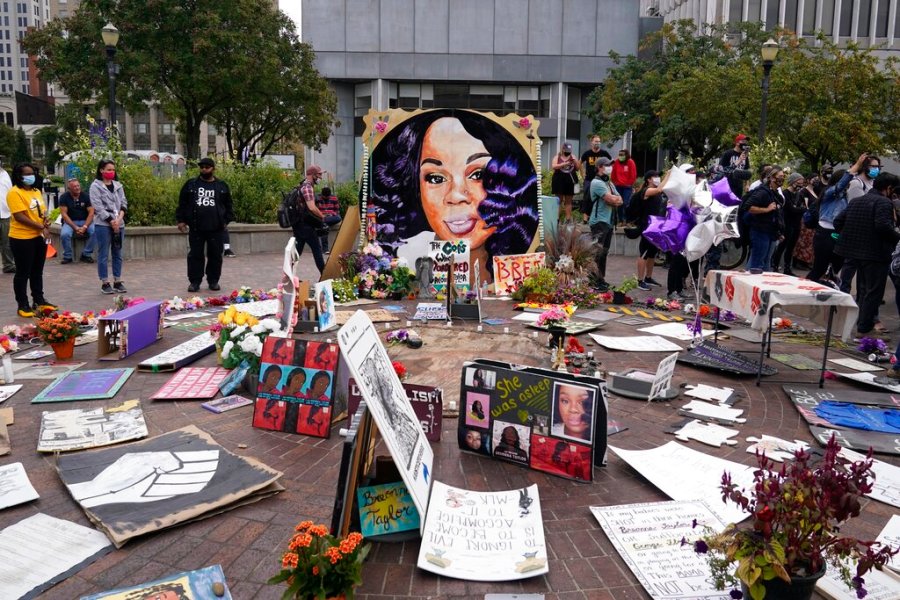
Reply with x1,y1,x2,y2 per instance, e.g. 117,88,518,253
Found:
0,249,895,600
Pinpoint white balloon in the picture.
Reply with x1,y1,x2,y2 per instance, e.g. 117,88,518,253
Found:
691,180,713,209
683,205,740,262
684,221,716,262
662,167,696,210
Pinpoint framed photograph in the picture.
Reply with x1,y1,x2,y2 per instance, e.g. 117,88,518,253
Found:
490,421,530,465
550,381,596,444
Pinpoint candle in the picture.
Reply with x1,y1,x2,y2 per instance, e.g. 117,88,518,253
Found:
532,331,539,338
313,327,319,333
477,325,483,332
504,327,510,334
406,320,412,327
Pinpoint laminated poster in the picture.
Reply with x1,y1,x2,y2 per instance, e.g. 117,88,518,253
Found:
80,564,232,600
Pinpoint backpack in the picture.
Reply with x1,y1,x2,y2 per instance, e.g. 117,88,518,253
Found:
277,186,305,229
891,240,900,277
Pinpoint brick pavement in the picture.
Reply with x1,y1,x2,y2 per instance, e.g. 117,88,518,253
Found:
0,246,897,600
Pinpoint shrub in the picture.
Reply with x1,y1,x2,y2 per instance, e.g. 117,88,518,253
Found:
333,179,360,217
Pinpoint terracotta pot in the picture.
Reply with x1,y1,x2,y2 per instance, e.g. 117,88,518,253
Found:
50,338,76,361
740,564,826,600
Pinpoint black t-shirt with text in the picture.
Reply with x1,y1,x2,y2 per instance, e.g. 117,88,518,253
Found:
581,148,612,182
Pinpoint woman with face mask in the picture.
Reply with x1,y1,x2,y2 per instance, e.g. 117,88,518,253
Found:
90,159,128,295
772,172,806,275
745,166,786,272
551,142,581,223
632,170,666,291
610,148,637,225
7,162,56,317
847,155,881,201
792,172,819,269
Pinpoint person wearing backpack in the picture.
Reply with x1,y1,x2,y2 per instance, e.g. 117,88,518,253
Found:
846,155,881,201
834,172,900,336
292,165,327,274
772,172,806,275
176,157,234,292
745,166,786,272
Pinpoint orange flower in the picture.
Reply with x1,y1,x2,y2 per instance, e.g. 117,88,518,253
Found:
309,524,329,537
347,532,363,545
295,520,313,532
281,552,299,569
289,533,312,549
325,546,342,564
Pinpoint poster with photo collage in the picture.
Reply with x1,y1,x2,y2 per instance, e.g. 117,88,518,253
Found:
457,360,607,482
252,336,340,439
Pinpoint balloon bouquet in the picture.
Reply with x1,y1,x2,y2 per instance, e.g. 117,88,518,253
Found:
642,164,741,344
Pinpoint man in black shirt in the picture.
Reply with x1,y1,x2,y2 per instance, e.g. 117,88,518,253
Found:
579,135,612,222
176,158,234,292
718,133,752,197
58,178,95,264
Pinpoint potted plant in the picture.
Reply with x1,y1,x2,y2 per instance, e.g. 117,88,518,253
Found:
692,435,897,600
536,306,570,349
268,521,370,600
387,265,415,300
511,266,558,303
35,313,82,360
611,276,639,305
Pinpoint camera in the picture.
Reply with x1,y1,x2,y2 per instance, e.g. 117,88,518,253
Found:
739,142,750,151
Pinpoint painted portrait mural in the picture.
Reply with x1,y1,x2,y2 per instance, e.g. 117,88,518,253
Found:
362,109,541,283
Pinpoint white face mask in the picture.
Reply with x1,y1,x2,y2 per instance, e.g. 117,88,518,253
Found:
650,177,661,186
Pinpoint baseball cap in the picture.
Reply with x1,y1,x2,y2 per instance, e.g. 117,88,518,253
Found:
643,170,659,180
306,165,323,176
597,157,612,167
735,134,748,144
562,142,573,153
198,157,215,168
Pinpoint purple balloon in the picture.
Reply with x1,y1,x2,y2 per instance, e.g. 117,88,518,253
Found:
643,206,695,254
710,177,741,206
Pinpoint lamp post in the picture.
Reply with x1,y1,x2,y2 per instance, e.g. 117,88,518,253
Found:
101,23,120,130
758,38,779,145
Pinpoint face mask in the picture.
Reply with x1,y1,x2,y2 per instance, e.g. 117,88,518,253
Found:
563,151,571,156
102,171,116,181
618,155,627,162
868,168,881,178
22,175,35,186
591,143,600,150
650,177,661,186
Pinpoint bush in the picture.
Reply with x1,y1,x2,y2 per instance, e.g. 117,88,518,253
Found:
118,161,181,226
333,179,359,218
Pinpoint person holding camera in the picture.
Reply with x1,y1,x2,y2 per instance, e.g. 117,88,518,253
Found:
718,134,752,197
292,165,327,274
177,157,234,292
58,178,95,264
588,157,622,292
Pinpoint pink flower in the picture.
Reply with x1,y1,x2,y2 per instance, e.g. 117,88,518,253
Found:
517,117,531,129
374,121,388,134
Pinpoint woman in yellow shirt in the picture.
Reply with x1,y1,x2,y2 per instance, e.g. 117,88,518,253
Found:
7,163,57,317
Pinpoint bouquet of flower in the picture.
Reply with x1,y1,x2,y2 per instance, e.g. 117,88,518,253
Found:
268,521,370,600
2,324,37,343
0,334,17,356
857,337,888,355
332,278,358,303
215,306,282,372
536,306,570,328
35,313,82,344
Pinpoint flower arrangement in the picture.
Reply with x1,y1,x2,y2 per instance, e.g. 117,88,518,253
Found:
550,282,604,308
268,521,369,600
691,435,897,600
215,307,282,372
772,317,793,330
0,334,17,356
385,330,409,345
544,226,597,287
340,245,397,298
857,337,888,355
2,324,37,342
35,313,82,344
682,304,738,322
536,306,570,328
510,266,557,302
643,297,682,311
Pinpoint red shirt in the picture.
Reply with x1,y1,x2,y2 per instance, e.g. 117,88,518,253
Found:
611,158,637,187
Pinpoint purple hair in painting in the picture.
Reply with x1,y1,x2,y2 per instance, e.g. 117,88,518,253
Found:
369,110,538,273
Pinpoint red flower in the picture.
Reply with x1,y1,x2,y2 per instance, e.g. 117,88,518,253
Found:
392,360,407,379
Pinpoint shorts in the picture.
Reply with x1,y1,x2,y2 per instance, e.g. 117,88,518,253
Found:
639,236,658,259
551,170,577,196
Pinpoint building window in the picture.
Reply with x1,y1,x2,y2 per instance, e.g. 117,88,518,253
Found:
838,0,853,35
433,83,468,109
802,0,817,35
820,0,835,36
784,0,799,31
134,123,148,134
159,123,175,135
876,0,889,37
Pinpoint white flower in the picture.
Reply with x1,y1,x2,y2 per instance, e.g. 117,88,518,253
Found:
231,325,247,338
396,257,409,268
555,255,575,273
259,318,281,332
251,324,265,334
238,335,263,357
222,341,234,358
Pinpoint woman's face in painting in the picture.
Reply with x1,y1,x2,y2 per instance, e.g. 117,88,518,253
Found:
419,117,496,250
465,430,482,450
311,375,330,396
557,385,590,439
285,372,306,395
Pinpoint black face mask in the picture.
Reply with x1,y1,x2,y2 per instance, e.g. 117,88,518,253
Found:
599,174,610,181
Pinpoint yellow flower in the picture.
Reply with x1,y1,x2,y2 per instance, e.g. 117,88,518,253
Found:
234,312,248,326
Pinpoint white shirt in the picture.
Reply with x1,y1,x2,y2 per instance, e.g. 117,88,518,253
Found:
0,169,12,218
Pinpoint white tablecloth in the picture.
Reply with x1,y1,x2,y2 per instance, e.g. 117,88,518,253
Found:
704,270,859,341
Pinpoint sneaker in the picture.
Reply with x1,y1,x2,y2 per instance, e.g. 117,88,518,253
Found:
188,283,200,293
60,258,73,264
17,305,34,318
34,298,58,312
596,281,610,293
209,283,221,291
101,282,114,294
667,291,687,301
644,277,661,288
637,281,652,291
79,255,94,263
2,267,14,274
223,249,236,258
113,281,127,294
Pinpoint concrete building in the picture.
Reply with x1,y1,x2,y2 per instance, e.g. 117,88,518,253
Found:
301,0,642,183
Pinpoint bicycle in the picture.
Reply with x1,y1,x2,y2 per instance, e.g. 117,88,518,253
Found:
718,237,748,270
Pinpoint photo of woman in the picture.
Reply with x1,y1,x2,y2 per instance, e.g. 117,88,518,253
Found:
305,370,333,400
465,366,496,390
369,110,538,282
458,427,490,456
491,422,529,465
297,403,330,438
529,436,592,481
305,342,338,371
550,382,595,443
257,364,284,396
464,391,489,428
262,337,293,365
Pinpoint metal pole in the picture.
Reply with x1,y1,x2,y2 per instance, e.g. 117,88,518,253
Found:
106,46,117,130
758,61,773,144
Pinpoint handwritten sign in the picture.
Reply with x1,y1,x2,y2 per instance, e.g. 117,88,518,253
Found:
348,379,442,441
592,501,730,600
492,252,545,296
429,240,470,293
414,302,448,321
417,481,547,581
356,481,420,537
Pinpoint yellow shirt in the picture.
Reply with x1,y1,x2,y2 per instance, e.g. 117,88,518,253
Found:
7,186,44,239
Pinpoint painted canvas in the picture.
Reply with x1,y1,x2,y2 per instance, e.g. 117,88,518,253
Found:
150,367,229,400
56,425,283,548
38,400,148,452
356,481,420,538
315,279,337,332
137,332,216,372
12,361,85,380
80,564,232,600
32,368,133,403
252,336,340,438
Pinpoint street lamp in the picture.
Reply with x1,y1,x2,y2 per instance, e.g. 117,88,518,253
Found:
101,22,119,130
758,38,779,144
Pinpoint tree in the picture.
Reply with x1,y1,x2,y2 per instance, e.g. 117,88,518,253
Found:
24,0,336,160
0,124,16,164
13,127,31,164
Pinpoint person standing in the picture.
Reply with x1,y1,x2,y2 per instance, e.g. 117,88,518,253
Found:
90,159,128,295
718,134,752,197
176,157,234,292
610,148,637,225
588,157,621,292
0,162,13,273
772,172,805,275
745,166,785,272
846,155,881,201
292,165,326,274
7,163,56,316
315,186,341,254
632,170,665,290
834,173,900,336
579,135,611,223
58,178,95,264
551,143,580,223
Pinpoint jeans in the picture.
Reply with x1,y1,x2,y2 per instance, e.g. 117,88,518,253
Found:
292,224,325,273
95,225,124,281
807,228,843,284
748,229,776,271
188,229,224,285
9,236,45,307
842,259,888,333
590,221,614,281
615,185,633,223
60,220,95,259
320,215,341,252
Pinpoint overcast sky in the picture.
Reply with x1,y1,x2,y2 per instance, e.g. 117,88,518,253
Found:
280,0,302,39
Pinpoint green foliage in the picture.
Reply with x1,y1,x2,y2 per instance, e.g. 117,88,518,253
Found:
510,266,557,301
541,169,553,196
13,128,31,164
0,124,16,164
211,162,302,224
118,162,180,226
333,179,360,217
748,138,802,175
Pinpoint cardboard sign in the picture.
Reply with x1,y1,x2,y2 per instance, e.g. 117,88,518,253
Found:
429,239,470,293
81,564,232,600
314,279,337,332
97,301,164,360
413,302,448,321
38,399,148,452
648,353,678,401
32,368,134,403
348,379,442,441
492,252,546,296
417,482,548,581
0,462,38,509
252,336,340,438
150,367,229,400
137,332,216,372
356,481,420,538
457,360,607,481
